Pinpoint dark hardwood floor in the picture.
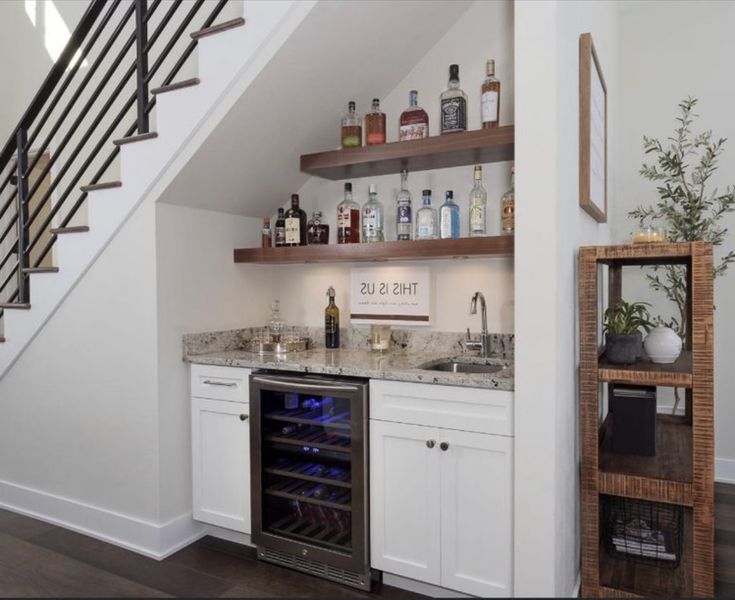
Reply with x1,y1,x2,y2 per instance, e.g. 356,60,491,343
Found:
0,483,733,597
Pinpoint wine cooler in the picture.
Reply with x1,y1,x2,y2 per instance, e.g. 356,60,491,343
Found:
249,371,371,590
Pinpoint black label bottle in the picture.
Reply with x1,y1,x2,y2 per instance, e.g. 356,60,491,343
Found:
440,64,467,134
325,286,340,348
284,194,307,246
274,208,286,247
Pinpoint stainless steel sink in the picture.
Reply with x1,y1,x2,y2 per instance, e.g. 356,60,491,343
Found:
420,360,505,374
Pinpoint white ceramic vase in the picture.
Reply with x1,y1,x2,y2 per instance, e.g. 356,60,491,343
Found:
644,326,683,364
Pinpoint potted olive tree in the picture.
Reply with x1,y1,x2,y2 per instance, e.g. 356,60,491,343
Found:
603,300,654,364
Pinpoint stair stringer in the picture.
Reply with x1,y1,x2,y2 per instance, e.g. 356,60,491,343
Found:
0,0,317,378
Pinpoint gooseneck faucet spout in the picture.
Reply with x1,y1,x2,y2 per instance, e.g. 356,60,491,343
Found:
465,291,489,357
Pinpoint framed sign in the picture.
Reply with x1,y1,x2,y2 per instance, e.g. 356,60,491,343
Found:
350,266,430,326
579,32,607,223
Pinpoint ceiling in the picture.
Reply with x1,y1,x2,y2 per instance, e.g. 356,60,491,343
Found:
158,0,473,218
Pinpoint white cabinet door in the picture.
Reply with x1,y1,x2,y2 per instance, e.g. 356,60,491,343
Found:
370,420,442,584
192,397,251,533
439,429,513,597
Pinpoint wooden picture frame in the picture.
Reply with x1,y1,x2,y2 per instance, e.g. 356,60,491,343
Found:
579,32,607,223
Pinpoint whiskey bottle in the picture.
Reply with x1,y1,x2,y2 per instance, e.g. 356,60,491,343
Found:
469,165,487,237
415,190,438,240
365,98,386,145
284,194,307,246
340,101,362,148
307,211,329,244
501,167,515,235
439,190,460,239
274,208,286,247
395,169,412,241
481,59,501,129
399,90,429,141
362,184,384,242
261,217,272,248
325,286,340,349
337,183,360,244
440,64,467,134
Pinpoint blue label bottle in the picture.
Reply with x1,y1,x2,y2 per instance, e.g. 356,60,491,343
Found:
439,190,460,239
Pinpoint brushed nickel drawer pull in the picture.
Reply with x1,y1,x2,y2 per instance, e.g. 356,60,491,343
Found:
202,380,237,387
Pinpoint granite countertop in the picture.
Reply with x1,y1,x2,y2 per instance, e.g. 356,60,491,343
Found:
183,328,514,391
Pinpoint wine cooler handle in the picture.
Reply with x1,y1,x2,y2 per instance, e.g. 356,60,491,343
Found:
251,375,360,392
239,414,248,421
202,379,237,387
426,440,436,449
440,442,450,451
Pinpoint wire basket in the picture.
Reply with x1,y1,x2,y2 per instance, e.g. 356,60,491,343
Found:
602,496,683,569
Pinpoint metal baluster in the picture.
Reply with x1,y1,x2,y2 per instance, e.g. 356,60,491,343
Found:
15,129,30,304
134,0,150,134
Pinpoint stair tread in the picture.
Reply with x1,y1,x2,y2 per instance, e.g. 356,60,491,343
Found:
22,267,59,274
113,132,158,146
151,78,200,95
80,181,122,193
0,303,30,309
190,17,245,40
50,226,89,234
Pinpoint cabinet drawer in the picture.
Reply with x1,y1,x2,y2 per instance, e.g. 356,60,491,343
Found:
370,379,513,437
191,365,250,403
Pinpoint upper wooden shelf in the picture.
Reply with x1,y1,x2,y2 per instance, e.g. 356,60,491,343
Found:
300,126,515,180
579,241,710,266
234,236,514,264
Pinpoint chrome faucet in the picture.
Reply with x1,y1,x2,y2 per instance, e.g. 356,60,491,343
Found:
464,291,489,357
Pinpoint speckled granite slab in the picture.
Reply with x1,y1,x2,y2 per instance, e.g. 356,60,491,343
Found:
183,327,514,391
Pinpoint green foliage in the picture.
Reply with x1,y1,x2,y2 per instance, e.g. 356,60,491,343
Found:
629,97,735,339
603,300,654,336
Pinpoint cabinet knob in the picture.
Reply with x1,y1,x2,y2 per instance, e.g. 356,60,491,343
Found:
239,414,248,421
440,442,449,451
426,440,436,449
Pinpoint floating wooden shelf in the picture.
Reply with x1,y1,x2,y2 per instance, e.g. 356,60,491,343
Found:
589,242,695,266
598,414,693,506
598,351,692,388
234,236,514,264
299,126,514,180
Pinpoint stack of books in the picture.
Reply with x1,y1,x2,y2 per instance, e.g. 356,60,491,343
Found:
612,517,677,562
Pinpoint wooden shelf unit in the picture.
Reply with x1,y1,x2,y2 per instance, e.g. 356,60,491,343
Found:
579,242,714,597
299,126,514,180
234,236,514,264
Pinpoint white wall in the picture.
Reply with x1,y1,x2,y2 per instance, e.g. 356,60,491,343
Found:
272,0,515,334
614,1,735,479
514,0,617,595
155,202,270,521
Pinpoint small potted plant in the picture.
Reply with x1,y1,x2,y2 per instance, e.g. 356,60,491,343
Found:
603,300,654,365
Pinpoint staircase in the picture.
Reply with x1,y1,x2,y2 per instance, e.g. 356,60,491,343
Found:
0,0,310,377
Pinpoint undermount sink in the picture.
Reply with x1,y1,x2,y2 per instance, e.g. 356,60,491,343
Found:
420,360,505,374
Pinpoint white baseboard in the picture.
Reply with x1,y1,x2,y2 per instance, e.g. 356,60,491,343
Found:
203,523,254,547
0,478,205,559
382,573,471,598
716,458,735,484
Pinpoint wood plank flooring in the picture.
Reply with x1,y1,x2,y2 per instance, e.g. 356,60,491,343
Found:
0,482,733,597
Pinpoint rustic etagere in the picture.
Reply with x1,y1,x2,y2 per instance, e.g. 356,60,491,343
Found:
579,242,714,598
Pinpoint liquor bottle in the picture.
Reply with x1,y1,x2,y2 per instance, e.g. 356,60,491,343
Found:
261,217,272,248
469,165,487,237
440,64,467,134
395,169,412,241
274,208,286,247
399,90,429,141
340,101,362,148
481,59,501,129
365,98,386,145
362,184,384,243
325,286,340,349
307,211,329,244
284,194,307,246
501,167,515,235
415,190,438,240
439,190,460,239
281,424,302,436
337,183,360,244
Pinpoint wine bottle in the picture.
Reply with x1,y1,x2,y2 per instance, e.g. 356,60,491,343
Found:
325,287,340,348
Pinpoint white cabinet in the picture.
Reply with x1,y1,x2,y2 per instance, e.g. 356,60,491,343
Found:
370,380,513,597
191,366,251,533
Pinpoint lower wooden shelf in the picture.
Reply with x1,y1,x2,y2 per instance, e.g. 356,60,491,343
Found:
233,236,514,264
598,414,693,505
598,351,693,388
599,509,692,598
